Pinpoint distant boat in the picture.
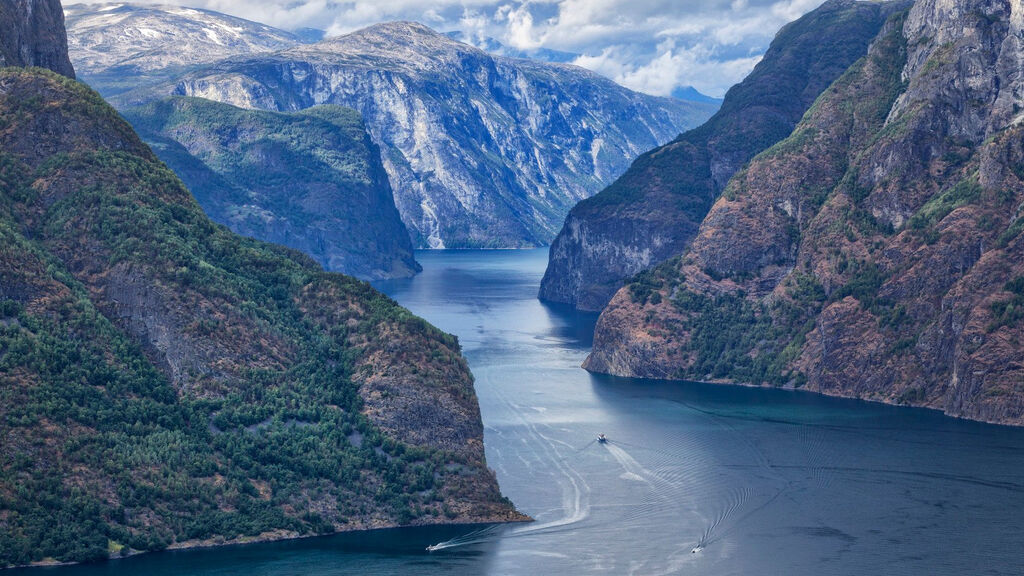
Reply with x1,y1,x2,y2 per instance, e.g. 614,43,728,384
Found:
598,434,607,443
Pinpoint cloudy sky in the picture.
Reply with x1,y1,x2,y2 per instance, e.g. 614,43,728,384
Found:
77,0,828,97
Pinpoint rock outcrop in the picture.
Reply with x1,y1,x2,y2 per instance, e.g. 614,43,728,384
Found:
122,96,420,280
539,0,907,311
117,21,718,248
0,21,520,567
0,0,74,77
585,0,1024,426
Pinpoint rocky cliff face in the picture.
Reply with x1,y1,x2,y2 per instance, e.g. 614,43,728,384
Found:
64,3,302,95
0,0,74,77
586,0,1024,426
122,96,420,280
119,22,717,249
539,0,906,311
0,64,520,567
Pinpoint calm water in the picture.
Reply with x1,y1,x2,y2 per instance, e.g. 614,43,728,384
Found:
24,250,1024,575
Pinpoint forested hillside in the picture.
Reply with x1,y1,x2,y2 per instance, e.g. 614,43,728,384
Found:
0,64,518,568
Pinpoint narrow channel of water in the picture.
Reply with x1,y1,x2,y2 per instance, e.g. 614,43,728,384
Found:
24,249,1024,575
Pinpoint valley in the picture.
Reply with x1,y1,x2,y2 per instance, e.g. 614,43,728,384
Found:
3,0,1024,572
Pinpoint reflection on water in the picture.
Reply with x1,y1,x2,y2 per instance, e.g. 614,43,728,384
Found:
23,249,1024,575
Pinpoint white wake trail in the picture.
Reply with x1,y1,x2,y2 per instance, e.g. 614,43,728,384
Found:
428,385,590,551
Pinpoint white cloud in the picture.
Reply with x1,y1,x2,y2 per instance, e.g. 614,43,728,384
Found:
70,0,828,97
501,3,543,49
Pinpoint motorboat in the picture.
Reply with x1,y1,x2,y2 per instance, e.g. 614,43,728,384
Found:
597,434,607,443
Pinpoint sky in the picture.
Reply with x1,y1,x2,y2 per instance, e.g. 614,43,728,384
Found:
75,0,829,97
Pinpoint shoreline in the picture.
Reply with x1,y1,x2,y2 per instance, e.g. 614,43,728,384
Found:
585,365,1024,429
4,514,532,571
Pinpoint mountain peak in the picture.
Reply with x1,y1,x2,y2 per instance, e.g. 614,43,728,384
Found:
357,20,444,38
302,20,484,66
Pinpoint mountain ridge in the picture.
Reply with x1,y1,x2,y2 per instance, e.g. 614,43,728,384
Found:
107,18,718,249
64,2,305,95
0,62,523,569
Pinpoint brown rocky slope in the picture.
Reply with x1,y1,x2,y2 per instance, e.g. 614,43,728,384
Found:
586,0,1024,426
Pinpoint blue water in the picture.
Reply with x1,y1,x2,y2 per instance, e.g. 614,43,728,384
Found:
24,249,1024,575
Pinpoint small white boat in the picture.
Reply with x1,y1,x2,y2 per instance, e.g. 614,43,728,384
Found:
597,434,607,443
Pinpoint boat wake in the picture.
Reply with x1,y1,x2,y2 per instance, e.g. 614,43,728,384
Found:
428,385,590,552
426,525,504,551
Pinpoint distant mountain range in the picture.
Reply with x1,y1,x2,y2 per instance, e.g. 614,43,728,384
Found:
82,11,718,249
66,4,422,280
64,3,306,95
441,32,720,105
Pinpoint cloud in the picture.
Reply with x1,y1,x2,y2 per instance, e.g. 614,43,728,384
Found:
578,41,764,98
70,0,828,97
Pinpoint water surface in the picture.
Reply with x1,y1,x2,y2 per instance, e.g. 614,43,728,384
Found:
26,249,1024,575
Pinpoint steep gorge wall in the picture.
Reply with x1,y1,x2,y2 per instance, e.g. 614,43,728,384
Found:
586,0,1024,426
539,0,907,311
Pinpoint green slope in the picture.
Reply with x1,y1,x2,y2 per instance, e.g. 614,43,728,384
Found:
0,67,518,567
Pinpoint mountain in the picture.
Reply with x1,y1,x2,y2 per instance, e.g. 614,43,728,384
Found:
669,86,722,105
539,0,906,311
119,21,719,249
585,0,1024,426
0,0,74,77
0,7,521,567
64,3,304,96
121,96,420,281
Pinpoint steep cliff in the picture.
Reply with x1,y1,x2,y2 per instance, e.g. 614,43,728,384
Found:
118,21,718,249
64,3,302,95
586,0,1024,426
122,96,420,280
0,65,521,567
539,0,907,311
0,0,74,77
